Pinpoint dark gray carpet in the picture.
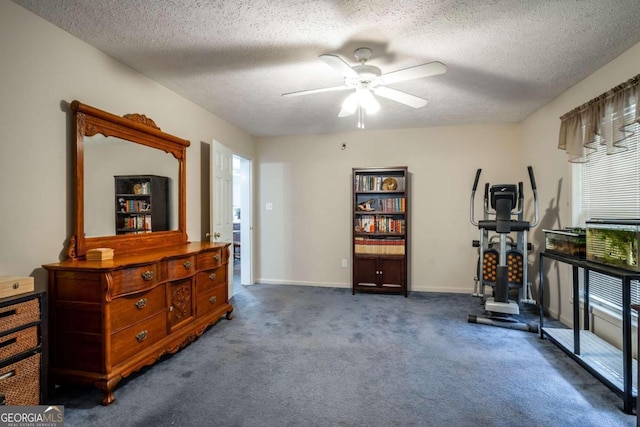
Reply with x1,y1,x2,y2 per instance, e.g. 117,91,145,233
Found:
48,285,635,426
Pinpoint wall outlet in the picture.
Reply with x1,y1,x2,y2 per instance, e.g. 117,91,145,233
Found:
341,259,348,268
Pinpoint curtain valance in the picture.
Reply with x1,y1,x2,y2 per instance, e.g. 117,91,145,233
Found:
558,74,640,162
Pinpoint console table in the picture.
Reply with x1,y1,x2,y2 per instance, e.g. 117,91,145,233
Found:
539,251,637,414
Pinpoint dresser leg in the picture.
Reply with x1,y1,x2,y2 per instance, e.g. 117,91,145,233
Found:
226,307,234,320
97,375,122,405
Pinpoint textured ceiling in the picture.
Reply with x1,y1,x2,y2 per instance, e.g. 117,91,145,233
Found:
11,0,640,137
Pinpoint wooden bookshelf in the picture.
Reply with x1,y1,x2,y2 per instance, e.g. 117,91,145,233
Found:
114,175,168,235
352,167,409,296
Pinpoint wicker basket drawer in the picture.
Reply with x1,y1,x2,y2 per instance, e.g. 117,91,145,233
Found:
168,255,196,280
0,326,37,360
0,352,40,405
0,299,39,334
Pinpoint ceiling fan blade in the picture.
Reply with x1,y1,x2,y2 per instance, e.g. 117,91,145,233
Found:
282,85,350,97
372,87,428,109
380,61,447,85
338,92,358,117
338,106,356,117
319,54,359,78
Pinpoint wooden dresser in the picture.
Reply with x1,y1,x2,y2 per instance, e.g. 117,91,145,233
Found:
0,291,46,405
43,242,232,405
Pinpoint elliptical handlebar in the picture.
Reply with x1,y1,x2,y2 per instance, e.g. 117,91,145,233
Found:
483,182,490,213
517,181,524,212
527,166,537,190
527,166,539,227
469,166,540,228
472,169,482,192
470,169,482,226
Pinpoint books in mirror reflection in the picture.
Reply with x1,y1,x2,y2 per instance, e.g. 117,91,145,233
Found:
86,248,114,261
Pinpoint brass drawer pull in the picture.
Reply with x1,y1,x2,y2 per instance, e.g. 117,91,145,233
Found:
209,273,217,281
183,261,192,270
141,270,154,281
136,330,148,343
209,296,217,304
0,370,15,381
213,254,220,262
135,298,147,309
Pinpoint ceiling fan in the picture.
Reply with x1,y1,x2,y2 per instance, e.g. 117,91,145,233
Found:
282,47,447,128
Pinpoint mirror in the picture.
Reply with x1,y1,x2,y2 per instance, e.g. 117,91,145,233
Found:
84,135,179,237
69,100,189,259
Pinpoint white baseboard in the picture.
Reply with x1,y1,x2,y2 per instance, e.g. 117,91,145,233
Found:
410,285,472,294
256,279,350,288
254,279,473,294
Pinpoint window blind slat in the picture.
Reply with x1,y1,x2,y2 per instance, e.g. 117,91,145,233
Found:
579,117,640,312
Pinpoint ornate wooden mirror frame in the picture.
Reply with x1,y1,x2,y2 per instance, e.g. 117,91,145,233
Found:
69,100,190,259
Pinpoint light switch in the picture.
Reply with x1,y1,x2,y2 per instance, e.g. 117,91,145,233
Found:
266,202,273,210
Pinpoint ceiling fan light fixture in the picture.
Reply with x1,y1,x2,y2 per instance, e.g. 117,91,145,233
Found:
339,92,359,117
358,88,380,114
286,47,444,128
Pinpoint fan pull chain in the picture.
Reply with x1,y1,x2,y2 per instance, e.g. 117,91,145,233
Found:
357,106,365,129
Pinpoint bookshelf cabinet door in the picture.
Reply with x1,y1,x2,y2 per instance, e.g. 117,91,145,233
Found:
379,257,404,288
354,256,378,287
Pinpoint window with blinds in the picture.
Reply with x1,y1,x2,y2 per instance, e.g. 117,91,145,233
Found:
577,119,640,313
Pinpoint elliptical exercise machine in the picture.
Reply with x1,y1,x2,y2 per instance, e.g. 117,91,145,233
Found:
467,166,539,332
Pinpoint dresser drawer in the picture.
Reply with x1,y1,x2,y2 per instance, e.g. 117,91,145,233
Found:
0,326,38,360
168,255,196,280
0,352,40,405
0,298,39,334
110,312,167,367
196,267,226,294
110,263,162,297
196,282,226,317
110,286,166,333
196,248,226,270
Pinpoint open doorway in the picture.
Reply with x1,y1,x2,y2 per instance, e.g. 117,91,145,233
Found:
209,140,253,297
233,154,252,290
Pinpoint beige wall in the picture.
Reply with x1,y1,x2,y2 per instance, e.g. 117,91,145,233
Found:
0,1,255,289
256,125,524,292
522,41,640,349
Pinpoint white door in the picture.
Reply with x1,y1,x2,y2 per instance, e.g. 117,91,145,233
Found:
211,140,234,292
237,155,253,286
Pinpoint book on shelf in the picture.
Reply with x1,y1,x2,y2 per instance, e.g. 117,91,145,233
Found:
354,237,405,255
355,175,405,192
355,215,405,233
122,214,152,231
120,199,151,213
378,197,405,212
